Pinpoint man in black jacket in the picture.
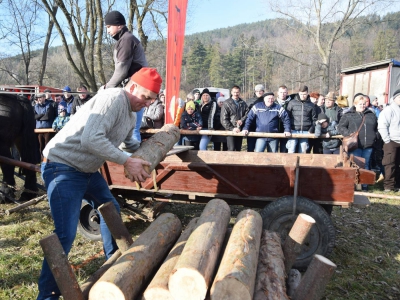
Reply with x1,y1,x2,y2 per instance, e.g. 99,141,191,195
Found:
221,85,249,151
245,84,265,152
285,85,317,153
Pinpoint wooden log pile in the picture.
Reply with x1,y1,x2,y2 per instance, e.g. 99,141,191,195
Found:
39,200,337,300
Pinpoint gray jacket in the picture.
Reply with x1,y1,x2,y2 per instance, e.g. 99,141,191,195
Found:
144,99,164,129
378,102,400,144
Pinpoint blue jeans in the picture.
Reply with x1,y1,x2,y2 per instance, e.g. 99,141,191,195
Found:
286,130,309,153
199,135,212,150
133,108,144,142
255,138,278,153
349,147,373,189
37,162,119,300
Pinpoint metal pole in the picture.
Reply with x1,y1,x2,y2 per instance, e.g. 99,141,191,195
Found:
293,156,300,216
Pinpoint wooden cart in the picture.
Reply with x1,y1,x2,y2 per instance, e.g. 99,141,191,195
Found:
95,148,374,269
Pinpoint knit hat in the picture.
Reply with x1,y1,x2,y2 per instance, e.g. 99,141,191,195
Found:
217,96,226,103
44,89,51,93
104,11,126,26
193,89,200,94
186,101,196,110
36,93,45,98
317,113,328,123
393,89,400,99
255,84,265,92
200,88,210,97
264,92,274,97
131,68,162,94
369,95,377,102
63,86,71,92
353,92,364,100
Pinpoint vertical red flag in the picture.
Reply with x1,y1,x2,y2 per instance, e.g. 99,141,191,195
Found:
165,0,188,124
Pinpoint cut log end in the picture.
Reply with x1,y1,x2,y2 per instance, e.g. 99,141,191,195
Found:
169,268,207,300
89,281,125,300
211,278,252,300
143,288,174,300
314,254,337,267
298,213,316,224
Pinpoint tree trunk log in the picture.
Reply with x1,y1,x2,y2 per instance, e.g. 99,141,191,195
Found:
130,124,180,172
89,213,182,300
287,269,302,298
81,250,122,300
143,217,200,300
253,231,289,300
39,233,84,300
283,213,315,274
98,202,133,253
210,209,262,300
168,199,231,300
5,194,46,215
292,254,337,300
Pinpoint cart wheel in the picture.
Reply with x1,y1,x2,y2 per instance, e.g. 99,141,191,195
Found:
261,196,335,270
78,200,102,241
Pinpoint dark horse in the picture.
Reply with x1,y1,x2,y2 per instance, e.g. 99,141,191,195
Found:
0,93,40,201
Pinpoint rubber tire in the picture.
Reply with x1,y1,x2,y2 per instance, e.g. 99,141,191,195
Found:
77,200,102,241
261,196,335,270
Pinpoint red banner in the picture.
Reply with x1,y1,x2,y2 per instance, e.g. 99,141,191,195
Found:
165,0,188,124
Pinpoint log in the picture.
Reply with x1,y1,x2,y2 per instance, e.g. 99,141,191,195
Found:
81,250,122,300
130,124,180,172
283,213,315,274
355,191,400,200
292,254,337,300
5,194,47,215
168,199,231,300
253,231,289,300
143,217,200,300
39,233,84,300
98,202,133,252
89,213,182,300
210,209,263,300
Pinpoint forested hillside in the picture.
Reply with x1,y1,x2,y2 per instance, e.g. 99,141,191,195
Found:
1,11,399,99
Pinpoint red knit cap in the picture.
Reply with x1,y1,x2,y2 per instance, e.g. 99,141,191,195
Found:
131,68,162,94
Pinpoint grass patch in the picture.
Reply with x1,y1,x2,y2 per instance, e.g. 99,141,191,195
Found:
0,174,399,299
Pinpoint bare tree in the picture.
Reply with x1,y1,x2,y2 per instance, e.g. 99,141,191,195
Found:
38,0,168,91
0,0,44,84
268,0,393,94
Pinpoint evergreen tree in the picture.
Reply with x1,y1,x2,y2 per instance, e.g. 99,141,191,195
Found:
373,30,398,61
186,38,210,87
209,43,226,88
350,35,366,66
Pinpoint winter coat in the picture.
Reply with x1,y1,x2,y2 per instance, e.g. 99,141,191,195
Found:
320,104,343,123
34,100,56,128
221,98,249,131
144,99,164,129
71,95,92,115
200,100,217,129
275,96,292,133
338,106,378,149
52,116,71,132
378,102,400,144
315,121,341,149
180,111,203,142
243,102,291,141
63,95,74,115
285,95,317,131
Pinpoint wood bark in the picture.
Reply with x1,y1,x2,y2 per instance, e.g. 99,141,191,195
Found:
287,269,302,298
81,250,122,300
168,199,231,300
130,124,181,172
210,209,262,300
143,217,200,300
283,213,315,274
98,202,133,253
292,254,337,300
39,233,84,300
253,231,289,300
89,213,182,300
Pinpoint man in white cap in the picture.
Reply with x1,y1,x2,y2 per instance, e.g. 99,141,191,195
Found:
378,89,400,192
37,67,162,300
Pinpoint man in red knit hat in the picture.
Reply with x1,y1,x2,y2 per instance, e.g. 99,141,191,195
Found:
37,67,162,300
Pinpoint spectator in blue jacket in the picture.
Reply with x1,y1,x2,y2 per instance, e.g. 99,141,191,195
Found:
242,92,291,153
34,93,56,159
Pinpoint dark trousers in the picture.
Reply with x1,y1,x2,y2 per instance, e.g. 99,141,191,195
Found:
307,138,323,154
226,136,243,151
382,141,400,190
323,147,340,154
37,132,55,160
213,142,228,151
247,137,257,152
278,138,288,153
